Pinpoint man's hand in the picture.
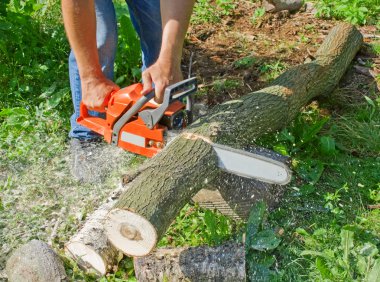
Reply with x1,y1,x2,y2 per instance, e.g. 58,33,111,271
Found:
141,0,194,104
81,75,120,111
141,59,183,103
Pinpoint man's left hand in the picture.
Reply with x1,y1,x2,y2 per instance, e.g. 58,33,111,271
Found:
141,59,183,103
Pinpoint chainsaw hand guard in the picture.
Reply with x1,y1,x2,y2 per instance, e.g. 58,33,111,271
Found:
139,77,197,129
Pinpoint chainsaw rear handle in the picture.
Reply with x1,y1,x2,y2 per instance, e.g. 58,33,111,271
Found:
139,77,197,129
79,89,117,118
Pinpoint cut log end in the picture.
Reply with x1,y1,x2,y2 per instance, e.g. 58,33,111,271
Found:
105,208,157,256
65,242,107,276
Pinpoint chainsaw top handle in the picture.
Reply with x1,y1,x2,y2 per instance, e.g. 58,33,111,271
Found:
139,77,197,129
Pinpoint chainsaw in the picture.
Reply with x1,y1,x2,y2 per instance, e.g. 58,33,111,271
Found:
78,77,292,185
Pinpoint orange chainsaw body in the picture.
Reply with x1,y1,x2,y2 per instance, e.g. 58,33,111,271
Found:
77,83,186,157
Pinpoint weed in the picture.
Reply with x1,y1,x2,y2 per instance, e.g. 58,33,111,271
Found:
371,42,380,56
159,204,242,247
215,0,236,16
212,78,242,92
192,0,235,24
251,7,266,25
246,201,282,281
259,61,287,81
234,56,256,69
333,95,380,156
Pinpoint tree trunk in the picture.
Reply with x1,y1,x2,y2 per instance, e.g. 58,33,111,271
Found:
6,240,67,282
104,23,362,257
134,242,245,282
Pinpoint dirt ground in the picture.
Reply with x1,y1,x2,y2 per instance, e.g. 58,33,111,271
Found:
184,1,379,106
1,0,379,278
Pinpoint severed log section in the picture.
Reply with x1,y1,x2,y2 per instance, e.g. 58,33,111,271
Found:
134,242,245,282
64,179,137,276
65,200,121,276
6,240,67,282
104,23,363,257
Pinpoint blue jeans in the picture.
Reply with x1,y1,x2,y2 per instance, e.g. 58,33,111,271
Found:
69,0,162,139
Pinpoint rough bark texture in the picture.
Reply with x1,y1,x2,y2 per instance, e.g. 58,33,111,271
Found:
134,242,245,282
263,0,303,12
5,240,67,282
106,23,363,256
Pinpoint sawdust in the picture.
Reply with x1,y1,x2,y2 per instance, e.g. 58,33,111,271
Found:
0,143,138,271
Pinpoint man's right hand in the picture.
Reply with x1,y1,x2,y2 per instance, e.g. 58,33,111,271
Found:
81,75,120,112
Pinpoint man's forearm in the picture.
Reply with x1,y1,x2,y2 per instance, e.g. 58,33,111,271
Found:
61,0,102,79
159,0,195,68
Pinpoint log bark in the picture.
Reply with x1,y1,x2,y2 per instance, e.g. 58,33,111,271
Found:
134,242,245,282
5,240,67,282
104,23,363,257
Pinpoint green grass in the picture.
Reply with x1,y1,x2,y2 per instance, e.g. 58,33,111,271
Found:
245,93,380,281
315,0,380,26
192,0,236,24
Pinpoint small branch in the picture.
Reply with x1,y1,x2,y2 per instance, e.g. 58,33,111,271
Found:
368,204,380,210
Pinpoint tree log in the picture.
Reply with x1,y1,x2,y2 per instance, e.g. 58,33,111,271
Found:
104,23,362,257
106,22,364,254
5,240,67,282
134,242,245,282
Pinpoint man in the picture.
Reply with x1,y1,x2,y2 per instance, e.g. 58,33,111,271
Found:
61,0,195,182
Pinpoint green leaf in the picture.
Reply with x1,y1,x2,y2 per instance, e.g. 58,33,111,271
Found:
320,136,336,155
364,95,376,108
250,229,281,251
246,201,267,250
296,116,330,146
296,159,324,184
273,144,289,156
359,243,379,258
368,259,380,282
295,228,309,236
316,257,333,280
46,88,70,109
301,250,331,260
340,229,354,263
313,228,327,237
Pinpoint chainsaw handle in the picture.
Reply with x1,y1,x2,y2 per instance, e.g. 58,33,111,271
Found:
139,77,197,129
79,89,118,116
